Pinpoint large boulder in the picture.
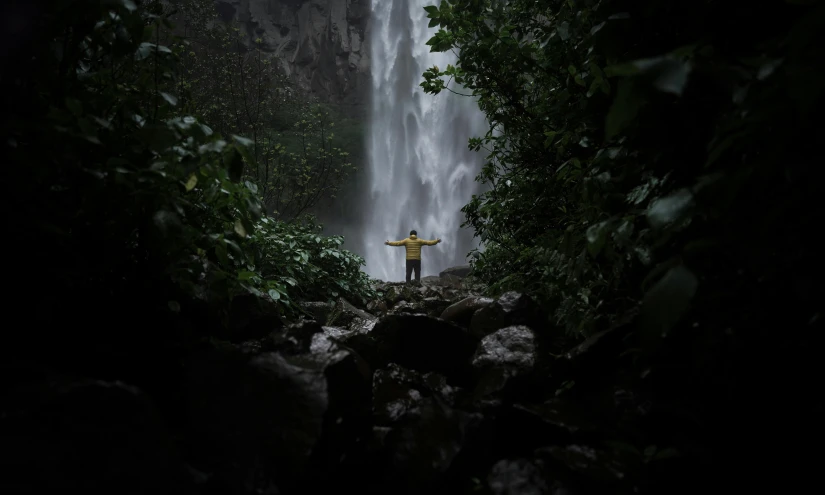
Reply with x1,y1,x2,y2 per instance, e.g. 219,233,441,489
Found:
422,296,452,317
390,300,427,315
439,265,473,278
440,296,494,328
487,458,549,495
226,293,285,341
469,292,544,340
0,377,188,494
299,301,335,325
472,326,539,398
266,320,324,354
183,338,371,492
327,297,377,332
372,363,456,426
372,314,479,383
378,397,484,495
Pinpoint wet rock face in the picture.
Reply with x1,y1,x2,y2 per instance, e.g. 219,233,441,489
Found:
217,0,370,114
299,301,334,325
371,314,479,383
0,378,188,495
469,291,544,340
473,326,538,373
182,337,371,492
441,295,494,328
488,459,549,495
472,326,539,399
327,297,377,331
439,264,473,278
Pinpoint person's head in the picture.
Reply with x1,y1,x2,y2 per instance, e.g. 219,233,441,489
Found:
410,230,417,236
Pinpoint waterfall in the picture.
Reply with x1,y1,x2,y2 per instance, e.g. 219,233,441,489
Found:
363,0,487,281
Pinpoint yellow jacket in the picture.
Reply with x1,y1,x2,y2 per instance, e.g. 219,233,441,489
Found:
387,235,439,260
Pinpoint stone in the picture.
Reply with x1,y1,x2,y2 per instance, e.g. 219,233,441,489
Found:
488,459,548,495
439,264,473,278
299,301,335,325
469,292,543,340
371,314,478,383
440,296,494,328
0,377,187,494
327,297,377,331
226,292,285,341
472,326,538,398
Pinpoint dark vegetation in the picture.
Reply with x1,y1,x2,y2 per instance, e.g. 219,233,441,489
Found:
422,0,825,491
3,0,374,427
1,0,823,494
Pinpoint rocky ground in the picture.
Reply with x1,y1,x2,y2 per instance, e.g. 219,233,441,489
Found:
0,266,680,495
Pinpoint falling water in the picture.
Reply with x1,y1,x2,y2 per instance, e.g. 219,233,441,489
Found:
363,0,487,281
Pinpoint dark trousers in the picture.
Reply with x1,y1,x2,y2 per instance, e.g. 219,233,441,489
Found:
405,259,421,282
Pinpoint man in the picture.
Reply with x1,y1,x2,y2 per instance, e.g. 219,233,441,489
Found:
385,230,442,283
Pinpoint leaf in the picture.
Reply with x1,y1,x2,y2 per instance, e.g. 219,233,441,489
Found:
167,300,180,312
120,0,137,12
557,21,570,41
756,59,783,80
65,98,82,116
185,173,198,191
606,57,691,95
268,289,281,301
153,210,180,234
232,135,253,147
650,58,691,95
653,448,680,461
160,92,178,106
198,139,227,154
646,188,694,228
586,221,609,257
228,148,244,182
641,265,699,339
605,79,644,140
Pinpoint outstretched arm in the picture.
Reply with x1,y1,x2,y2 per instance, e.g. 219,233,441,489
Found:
385,239,406,246
422,238,442,246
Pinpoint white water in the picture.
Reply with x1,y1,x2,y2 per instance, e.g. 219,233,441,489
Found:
363,0,487,281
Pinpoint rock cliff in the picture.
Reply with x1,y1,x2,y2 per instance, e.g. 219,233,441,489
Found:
216,0,370,115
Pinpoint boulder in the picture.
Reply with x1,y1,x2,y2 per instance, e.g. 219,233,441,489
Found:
226,293,285,341
422,297,452,317
327,297,377,332
391,300,426,315
379,397,484,494
472,326,539,398
0,377,188,494
372,363,454,426
371,314,479,383
266,320,324,355
299,301,335,325
487,458,549,495
439,265,473,278
183,338,371,492
366,299,388,314
469,292,543,340
440,296,494,328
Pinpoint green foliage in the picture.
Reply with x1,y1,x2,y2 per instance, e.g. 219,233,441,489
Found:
244,216,376,306
6,0,374,333
422,0,825,337
422,0,824,491
254,104,357,220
